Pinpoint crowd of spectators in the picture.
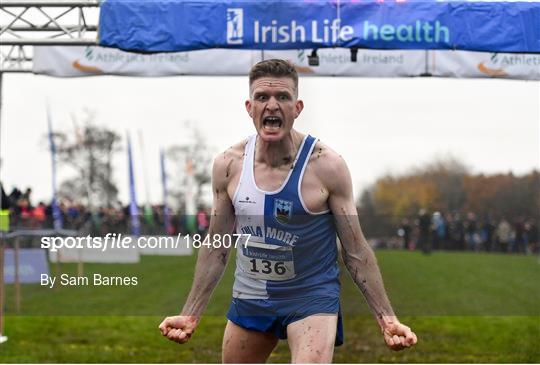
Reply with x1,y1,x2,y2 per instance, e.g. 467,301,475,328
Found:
395,209,539,255
1,183,210,237
2,183,537,255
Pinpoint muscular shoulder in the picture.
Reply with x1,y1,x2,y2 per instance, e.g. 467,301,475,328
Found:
212,138,248,189
308,140,351,194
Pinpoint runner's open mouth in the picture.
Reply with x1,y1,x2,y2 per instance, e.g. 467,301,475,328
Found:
263,116,282,130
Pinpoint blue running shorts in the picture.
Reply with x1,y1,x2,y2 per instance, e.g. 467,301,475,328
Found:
226,295,344,346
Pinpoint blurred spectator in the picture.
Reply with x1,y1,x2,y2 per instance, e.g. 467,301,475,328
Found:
9,187,22,203
448,212,465,250
17,198,33,226
464,212,479,251
513,218,526,254
1,182,11,232
417,209,431,254
32,202,47,227
143,204,156,235
524,219,538,254
431,211,446,250
178,213,188,235
481,216,496,252
398,218,412,250
1,183,10,209
22,187,32,204
496,219,513,253
197,207,209,235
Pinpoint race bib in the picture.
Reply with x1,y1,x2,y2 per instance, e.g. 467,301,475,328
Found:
238,241,295,281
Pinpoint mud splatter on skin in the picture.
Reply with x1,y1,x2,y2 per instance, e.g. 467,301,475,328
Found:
215,188,226,204
338,211,396,321
220,251,228,265
225,159,233,178
340,207,359,242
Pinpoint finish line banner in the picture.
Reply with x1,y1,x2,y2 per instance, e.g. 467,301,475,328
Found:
98,0,540,54
33,46,540,80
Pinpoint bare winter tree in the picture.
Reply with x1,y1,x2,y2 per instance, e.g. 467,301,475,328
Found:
50,109,122,208
166,122,215,209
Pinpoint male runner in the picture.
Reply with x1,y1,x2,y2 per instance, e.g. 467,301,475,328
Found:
159,59,417,363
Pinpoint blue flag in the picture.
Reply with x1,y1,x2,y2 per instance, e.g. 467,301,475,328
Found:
127,133,141,236
47,104,63,230
160,149,173,235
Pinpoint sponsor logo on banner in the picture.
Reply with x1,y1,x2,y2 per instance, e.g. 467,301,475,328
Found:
477,53,508,77
290,48,407,75
224,10,450,47
69,46,194,74
274,199,293,224
70,46,103,73
294,50,314,73
227,8,244,44
477,53,540,78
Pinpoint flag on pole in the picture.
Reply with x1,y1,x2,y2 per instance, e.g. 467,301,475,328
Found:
137,130,155,230
47,103,63,230
127,133,140,236
160,149,173,235
185,157,197,234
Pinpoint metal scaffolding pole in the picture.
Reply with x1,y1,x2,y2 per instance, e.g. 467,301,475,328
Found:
0,237,6,344
1,0,100,72
0,0,100,344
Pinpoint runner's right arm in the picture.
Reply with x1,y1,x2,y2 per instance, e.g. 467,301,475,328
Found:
158,154,236,344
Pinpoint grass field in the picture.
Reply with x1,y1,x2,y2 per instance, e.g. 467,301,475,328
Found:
1,250,539,363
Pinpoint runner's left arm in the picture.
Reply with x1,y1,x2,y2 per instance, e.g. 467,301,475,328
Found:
324,153,417,351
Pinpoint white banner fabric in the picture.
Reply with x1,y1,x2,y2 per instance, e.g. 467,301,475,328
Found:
33,46,540,80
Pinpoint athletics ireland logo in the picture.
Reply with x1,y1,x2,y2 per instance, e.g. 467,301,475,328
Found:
227,8,243,45
274,199,293,224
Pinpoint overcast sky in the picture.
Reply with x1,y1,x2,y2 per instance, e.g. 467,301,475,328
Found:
1,74,538,206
